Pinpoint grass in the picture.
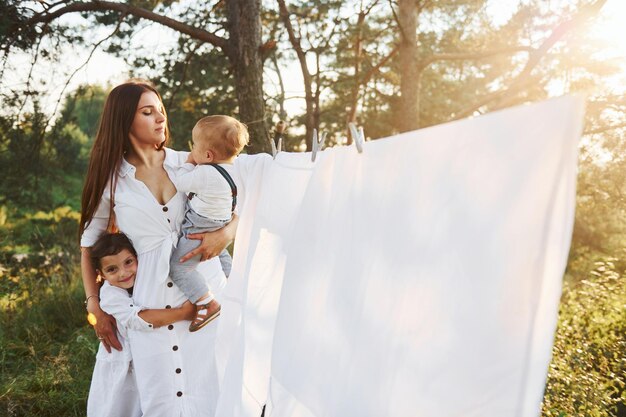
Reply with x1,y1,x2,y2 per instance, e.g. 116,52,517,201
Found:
1,264,97,417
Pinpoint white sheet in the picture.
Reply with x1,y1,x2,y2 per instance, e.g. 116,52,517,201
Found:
216,96,585,417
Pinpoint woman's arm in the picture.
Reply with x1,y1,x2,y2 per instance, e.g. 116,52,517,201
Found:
138,301,196,328
180,213,239,262
81,247,122,352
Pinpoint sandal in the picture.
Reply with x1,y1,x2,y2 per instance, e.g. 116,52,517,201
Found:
189,300,221,332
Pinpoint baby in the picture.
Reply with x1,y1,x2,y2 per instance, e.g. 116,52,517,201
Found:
87,232,195,417
170,115,249,332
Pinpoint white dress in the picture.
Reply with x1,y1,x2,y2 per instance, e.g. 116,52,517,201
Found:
82,148,227,417
87,281,152,417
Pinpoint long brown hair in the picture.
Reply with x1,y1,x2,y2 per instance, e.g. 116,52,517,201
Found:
79,80,170,239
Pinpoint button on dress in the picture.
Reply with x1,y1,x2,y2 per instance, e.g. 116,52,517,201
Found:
82,148,227,417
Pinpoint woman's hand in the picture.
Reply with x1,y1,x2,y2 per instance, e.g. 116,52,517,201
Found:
91,304,122,353
180,301,197,321
180,214,239,262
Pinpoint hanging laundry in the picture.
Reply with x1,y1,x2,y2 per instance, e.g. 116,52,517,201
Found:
216,152,315,417
216,96,585,417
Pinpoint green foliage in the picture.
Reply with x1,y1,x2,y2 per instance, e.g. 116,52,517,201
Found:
542,257,626,417
570,126,626,282
0,107,50,209
146,46,238,151
0,206,80,254
0,207,94,417
0,1,42,50
60,85,107,141
0,264,96,417
0,102,88,212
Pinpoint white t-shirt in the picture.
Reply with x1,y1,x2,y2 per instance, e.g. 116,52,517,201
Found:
171,162,236,221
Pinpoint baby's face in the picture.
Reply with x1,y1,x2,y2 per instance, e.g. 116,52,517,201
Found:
98,249,137,290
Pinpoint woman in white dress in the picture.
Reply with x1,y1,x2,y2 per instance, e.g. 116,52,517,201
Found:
80,80,238,416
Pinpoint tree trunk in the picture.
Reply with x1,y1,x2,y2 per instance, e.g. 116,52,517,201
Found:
225,0,270,154
396,0,419,132
277,0,315,151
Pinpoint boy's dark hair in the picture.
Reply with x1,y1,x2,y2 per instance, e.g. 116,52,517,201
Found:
90,232,137,271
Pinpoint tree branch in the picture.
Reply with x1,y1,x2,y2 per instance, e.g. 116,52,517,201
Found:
23,1,229,52
363,0,382,16
276,0,313,101
18,34,45,116
46,16,124,131
166,41,202,110
454,0,608,120
270,53,287,119
421,46,532,67
362,45,399,86
517,0,607,82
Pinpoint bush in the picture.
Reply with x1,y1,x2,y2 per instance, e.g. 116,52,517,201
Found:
0,207,95,416
542,256,626,417
0,276,96,416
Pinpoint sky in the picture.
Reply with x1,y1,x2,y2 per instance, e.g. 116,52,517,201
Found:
3,0,625,119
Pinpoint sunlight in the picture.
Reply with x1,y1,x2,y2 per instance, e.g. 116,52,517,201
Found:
87,313,97,326
587,0,626,91
590,1,626,57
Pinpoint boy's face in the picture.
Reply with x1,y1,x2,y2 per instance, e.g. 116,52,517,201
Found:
98,249,137,290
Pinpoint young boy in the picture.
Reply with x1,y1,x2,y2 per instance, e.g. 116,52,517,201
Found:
87,232,195,417
170,115,249,332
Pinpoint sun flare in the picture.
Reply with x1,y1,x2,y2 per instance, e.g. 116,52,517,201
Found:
588,1,626,72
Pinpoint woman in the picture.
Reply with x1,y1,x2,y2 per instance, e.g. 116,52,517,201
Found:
80,80,237,416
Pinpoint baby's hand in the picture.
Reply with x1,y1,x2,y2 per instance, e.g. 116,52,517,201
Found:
181,301,196,321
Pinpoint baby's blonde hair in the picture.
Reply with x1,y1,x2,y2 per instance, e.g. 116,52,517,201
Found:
193,115,249,159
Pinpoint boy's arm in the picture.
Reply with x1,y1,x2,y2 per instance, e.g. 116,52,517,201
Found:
101,286,194,330
171,164,222,195
138,302,195,328
170,164,201,194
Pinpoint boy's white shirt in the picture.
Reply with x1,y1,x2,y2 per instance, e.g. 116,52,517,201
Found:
171,162,235,221
100,281,154,335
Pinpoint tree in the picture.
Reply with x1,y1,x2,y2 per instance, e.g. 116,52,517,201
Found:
133,43,239,150
307,0,614,140
60,84,107,140
275,0,398,148
2,1,618,146
1,0,272,154
0,103,87,210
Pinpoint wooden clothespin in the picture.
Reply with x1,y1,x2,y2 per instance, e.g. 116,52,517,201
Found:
271,120,287,159
311,128,327,162
348,123,365,153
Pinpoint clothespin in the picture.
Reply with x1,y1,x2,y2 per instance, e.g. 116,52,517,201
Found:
271,120,287,159
348,123,365,153
311,128,327,162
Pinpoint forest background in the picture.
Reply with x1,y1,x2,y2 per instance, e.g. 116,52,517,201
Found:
0,0,624,416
